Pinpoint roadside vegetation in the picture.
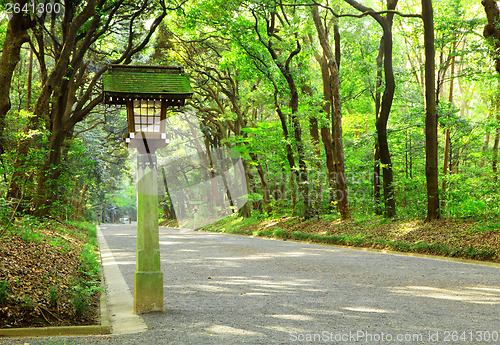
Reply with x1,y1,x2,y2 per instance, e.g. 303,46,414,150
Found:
1,0,500,329
203,214,500,263
0,219,101,328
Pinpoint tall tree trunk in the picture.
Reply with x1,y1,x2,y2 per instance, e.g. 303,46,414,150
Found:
312,5,350,219
482,0,500,75
27,46,33,111
482,0,500,182
343,0,397,218
422,0,440,221
272,92,298,211
302,83,322,217
254,9,312,218
287,65,312,219
309,34,335,210
0,3,34,154
1,6,36,198
493,92,500,182
492,126,499,182
441,58,455,209
34,109,66,215
481,111,491,168
373,37,384,216
34,77,82,214
318,54,336,210
376,1,397,218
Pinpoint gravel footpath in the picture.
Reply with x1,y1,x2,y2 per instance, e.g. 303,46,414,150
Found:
2,224,500,345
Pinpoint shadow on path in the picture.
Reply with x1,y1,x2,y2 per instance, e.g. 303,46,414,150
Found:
3,224,499,344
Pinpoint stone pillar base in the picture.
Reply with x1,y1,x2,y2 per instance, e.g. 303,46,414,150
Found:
134,271,163,314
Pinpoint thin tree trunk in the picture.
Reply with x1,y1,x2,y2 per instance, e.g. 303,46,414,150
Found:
161,167,176,220
303,83,322,217
405,131,408,179
309,35,335,208
493,92,500,182
274,91,298,212
422,0,440,221
250,152,271,213
374,37,384,216
481,112,491,168
482,0,500,181
254,12,309,217
492,127,500,182
343,0,397,217
312,5,350,219
27,46,33,111
376,1,397,218
319,55,336,210
441,58,455,209
238,159,252,218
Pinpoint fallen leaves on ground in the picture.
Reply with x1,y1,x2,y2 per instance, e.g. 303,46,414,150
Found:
0,225,99,328
216,216,500,262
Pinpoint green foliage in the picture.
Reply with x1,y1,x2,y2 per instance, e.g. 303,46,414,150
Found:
48,286,58,306
0,280,8,306
273,227,289,239
0,0,497,231
21,295,34,311
79,243,100,281
71,222,103,316
14,216,42,242
71,284,102,317
253,229,274,237
49,237,71,254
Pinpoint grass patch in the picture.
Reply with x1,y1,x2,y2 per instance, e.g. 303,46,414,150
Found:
252,229,274,237
202,215,500,262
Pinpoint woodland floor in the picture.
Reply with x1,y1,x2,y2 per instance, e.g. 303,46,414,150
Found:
199,215,500,263
0,222,100,329
2,216,496,329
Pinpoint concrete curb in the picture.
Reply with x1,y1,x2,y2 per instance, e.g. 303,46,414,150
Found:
96,226,147,335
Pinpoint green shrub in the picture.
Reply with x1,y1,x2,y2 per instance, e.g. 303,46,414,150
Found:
48,286,58,306
21,295,34,311
253,229,273,237
79,243,100,282
273,228,289,238
0,280,8,306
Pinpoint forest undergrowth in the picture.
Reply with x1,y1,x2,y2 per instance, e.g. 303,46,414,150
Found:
0,220,102,329
200,214,500,263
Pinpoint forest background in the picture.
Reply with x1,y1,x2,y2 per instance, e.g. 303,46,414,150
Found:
0,0,500,260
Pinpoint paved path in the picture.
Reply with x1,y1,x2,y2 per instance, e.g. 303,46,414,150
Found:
3,224,500,344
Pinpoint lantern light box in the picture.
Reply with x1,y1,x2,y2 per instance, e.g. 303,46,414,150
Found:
103,65,193,154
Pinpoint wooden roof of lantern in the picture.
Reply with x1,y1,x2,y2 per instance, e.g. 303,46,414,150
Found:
103,65,193,106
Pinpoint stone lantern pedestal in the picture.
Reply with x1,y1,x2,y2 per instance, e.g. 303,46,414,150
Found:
134,154,163,314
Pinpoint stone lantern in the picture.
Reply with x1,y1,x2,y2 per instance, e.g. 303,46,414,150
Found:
103,65,192,314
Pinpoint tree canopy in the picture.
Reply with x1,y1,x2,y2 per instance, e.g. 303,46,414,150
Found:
0,0,498,226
